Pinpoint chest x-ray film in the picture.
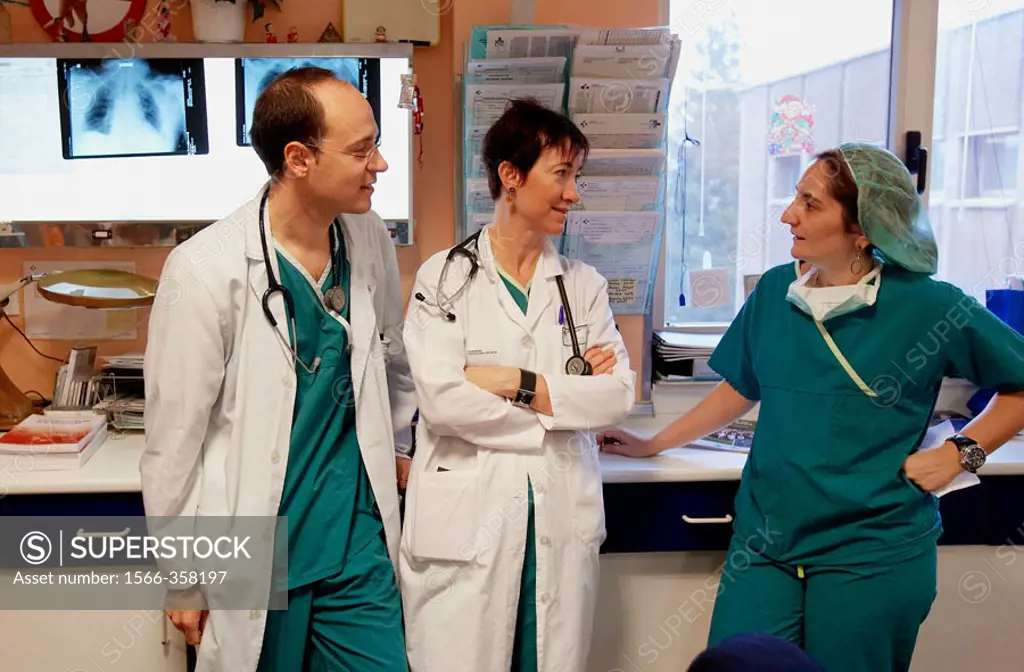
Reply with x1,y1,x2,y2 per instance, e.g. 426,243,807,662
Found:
56,59,209,160
234,58,379,147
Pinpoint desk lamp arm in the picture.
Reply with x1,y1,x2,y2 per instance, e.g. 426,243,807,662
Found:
0,274,45,308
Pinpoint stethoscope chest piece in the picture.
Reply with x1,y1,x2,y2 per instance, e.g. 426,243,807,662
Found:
324,286,347,314
565,354,592,376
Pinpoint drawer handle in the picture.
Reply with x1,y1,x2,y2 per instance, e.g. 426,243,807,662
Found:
682,514,733,525
76,527,131,537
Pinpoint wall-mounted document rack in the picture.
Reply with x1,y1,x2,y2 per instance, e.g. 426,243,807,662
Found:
457,24,681,316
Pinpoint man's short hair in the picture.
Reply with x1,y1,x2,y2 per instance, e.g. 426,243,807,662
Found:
250,66,342,178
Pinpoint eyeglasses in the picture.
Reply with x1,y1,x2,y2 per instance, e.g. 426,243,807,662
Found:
305,138,382,163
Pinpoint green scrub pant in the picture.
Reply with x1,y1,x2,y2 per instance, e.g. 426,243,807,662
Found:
257,533,407,672
707,538,937,672
511,481,538,672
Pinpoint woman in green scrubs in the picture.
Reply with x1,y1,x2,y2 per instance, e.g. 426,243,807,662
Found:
599,144,1024,672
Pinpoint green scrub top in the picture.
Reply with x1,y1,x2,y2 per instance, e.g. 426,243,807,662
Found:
496,263,539,672
709,261,1024,566
275,228,382,590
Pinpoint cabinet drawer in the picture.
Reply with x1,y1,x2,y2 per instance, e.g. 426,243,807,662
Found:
975,475,1024,545
0,493,152,569
601,481,739,553
0,492,145,517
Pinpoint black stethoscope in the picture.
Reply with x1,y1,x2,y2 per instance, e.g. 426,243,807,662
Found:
258,187,350,373
414,230,592,376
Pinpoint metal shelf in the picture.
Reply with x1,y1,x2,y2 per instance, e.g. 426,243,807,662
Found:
0,42,413,60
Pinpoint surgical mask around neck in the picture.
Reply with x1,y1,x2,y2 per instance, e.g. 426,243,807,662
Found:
785,263,883,322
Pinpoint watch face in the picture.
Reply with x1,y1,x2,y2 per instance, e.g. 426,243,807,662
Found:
961,445,986,471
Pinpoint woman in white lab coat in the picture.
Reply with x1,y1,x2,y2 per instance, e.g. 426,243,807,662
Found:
400,99,636,672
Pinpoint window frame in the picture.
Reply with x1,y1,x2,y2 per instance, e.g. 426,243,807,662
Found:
645,0,940,399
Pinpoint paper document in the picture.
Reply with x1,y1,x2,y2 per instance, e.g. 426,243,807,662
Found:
465,178,495,212
918,420,981,497
22,261,138,340
467,153,485,178
581,149,666,176
467,57,566,84
466,83,565,126
568,77,669,114
562,212,660,313
486,29,578,59
578,27,672,46
570,44,673,79
573,113,666,149
690,419,756,453
467,214,493,236
576,176,662,211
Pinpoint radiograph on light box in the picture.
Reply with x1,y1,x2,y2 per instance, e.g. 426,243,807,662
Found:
0,56,411,223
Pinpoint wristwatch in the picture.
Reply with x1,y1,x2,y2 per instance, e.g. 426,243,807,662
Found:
512,369,537,409
948,433,986,473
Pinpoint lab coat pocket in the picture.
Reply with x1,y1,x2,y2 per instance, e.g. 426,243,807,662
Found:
410,470,480,562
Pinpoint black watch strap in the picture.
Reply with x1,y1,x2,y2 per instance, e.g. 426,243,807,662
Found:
513,369,537,408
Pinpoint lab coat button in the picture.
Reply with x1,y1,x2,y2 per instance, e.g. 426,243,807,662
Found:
540,593,550,604
534,484,545,496
521,335,531,346
249,610,260,621
271,451,281,464
540,536,550,546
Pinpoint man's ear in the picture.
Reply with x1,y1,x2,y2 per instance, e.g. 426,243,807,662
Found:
282,141,313,178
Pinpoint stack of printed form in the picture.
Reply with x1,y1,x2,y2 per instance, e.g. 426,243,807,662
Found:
565,28,682,314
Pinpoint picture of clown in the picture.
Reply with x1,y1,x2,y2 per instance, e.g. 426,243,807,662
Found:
768,94,815,156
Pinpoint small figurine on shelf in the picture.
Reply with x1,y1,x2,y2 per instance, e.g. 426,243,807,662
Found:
375,25,387,43
153,0,175,43
264,22,277,43
318,21,342,43
287,25,298,43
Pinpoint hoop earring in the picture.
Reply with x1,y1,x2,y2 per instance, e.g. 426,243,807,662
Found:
851,252,867,276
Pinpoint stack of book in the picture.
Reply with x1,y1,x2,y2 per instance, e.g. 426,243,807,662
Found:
0,412,107,470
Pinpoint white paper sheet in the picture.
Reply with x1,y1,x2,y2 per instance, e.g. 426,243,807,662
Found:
562,212,660,312
485,29,578,59
466,83,565,126
573,112,666,149
568,77,669,115
570,44,673,79
580,149,666,176
22,261,139,340
467,57,567,84
577,27,672,46
918,420,981,497
465,178,495,212
576,176,662,211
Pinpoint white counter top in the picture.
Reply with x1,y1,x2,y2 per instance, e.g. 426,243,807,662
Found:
3,419,1024,495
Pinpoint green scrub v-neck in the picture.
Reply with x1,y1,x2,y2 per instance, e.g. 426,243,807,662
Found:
274,231,382,589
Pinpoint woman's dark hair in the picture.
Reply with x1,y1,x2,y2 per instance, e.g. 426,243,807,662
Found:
481,98,590,199
814,149,861,235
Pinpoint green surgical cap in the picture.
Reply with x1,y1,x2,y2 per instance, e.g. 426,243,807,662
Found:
835,142,938,274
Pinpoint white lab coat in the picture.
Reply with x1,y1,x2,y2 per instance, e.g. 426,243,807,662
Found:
140,190,418,672
399,225,635,672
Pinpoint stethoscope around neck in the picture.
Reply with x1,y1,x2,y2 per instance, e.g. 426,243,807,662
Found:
414,230,593,376
257,187,352,374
